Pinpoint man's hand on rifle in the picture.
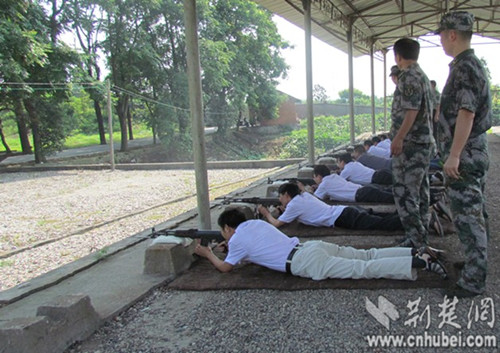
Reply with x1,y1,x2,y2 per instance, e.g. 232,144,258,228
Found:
194,243,212,258
257,204,269,217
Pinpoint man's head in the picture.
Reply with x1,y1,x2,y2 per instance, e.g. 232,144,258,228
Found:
278,182,300,206
313,164,330,184
389,65,400,85
378,134,388,140
352,144,366,159
337,152,353,170
436,11,474,57
393,38,420,67
363,139,372,150
430,80,437,89
217,208,247,239
371,136,381,145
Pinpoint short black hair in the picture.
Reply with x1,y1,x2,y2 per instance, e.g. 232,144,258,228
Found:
218,208,247,229
430,80,436,86
278,183,300,198
393,38,420,61
378,134,388,140
337,152,353,164
371,136,381,144
353,144,366,155
363,139,372,147
313,164,330,178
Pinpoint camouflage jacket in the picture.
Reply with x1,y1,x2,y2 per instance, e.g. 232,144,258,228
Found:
390,62,434,144
438,49,492,153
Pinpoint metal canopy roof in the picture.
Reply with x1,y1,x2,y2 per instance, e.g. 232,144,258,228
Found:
253,0,500,58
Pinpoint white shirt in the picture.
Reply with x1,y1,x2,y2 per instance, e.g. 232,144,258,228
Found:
225,220,299,272
340,161,375,185
278,192,346,227
377,139,391,151
314,174,361,202
368,145,391,158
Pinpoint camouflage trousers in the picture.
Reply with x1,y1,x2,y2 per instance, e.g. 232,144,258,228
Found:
445,135,489,294
392,142,432,245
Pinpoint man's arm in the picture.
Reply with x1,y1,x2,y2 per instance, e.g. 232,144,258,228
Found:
391,109,419,156
194,244,233,272
257,205,286,228
434,104,441,122
443,109,475,179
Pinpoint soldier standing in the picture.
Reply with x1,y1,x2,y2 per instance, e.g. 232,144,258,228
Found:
390,38,435,248
435,11,491,298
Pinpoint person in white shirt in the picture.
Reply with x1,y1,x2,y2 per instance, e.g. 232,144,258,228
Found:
312,165,394,203
352,144,392,171
337,153,393,185
376,135,392,152
312,164,446,210
194,208,448,280
258,183,402,231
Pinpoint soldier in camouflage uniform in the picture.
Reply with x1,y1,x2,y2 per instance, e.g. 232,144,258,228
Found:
390,38,435,248
436,11,491,298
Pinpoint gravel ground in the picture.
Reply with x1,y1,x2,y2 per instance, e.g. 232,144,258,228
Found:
0,168,277,291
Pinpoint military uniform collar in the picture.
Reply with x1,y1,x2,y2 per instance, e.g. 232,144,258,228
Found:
450,48,475,67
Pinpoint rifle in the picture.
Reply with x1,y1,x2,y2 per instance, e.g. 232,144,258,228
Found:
151,228,224,246
267,177,316,186
217,196,281,207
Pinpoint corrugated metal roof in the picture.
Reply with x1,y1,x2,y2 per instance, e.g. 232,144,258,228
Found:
253,0,500,58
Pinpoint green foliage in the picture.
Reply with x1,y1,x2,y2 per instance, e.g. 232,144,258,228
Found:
279,113,387,158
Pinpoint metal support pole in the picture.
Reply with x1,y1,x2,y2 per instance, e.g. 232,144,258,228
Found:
183,0,211,230
370,44,376,134
303,0,315,165
106,79,115,171
383,49,388,131
347,20,355,145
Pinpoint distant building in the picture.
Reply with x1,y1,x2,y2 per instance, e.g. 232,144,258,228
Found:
259,92,301,127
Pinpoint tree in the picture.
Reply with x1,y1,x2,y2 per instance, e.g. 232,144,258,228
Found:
67,0,107,144
0,0,48,154
199,0,289,132
313,84,329,103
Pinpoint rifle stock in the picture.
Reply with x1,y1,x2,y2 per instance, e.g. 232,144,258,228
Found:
151,228,224,246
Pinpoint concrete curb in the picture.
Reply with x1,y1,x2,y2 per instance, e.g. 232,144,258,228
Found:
0,158,305,173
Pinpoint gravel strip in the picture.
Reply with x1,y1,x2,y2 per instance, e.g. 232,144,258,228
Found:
0,168,276,291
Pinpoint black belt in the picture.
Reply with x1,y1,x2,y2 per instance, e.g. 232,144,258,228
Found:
285,244,302,274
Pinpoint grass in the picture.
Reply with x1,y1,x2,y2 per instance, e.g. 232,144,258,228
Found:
0,124,153,153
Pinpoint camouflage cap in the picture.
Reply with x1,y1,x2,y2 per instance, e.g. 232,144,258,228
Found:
389,65,400,77
434,11,474,34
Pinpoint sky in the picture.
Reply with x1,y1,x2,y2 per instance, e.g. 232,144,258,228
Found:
273,15,500,101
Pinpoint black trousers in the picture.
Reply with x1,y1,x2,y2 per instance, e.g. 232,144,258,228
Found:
334,206,403,231
355,184,394,204
371,169,393,185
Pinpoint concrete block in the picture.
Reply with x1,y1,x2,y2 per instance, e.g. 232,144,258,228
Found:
0,316,50,353
143,241,196,276
224,203,256,220
316,156,337,170
266,182,282,197
36,294,101,352
297,166,313,178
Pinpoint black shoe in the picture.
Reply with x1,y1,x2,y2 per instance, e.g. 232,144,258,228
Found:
430,210,444,237
443,285,480,298
424,259,448,279
433,200,453,223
